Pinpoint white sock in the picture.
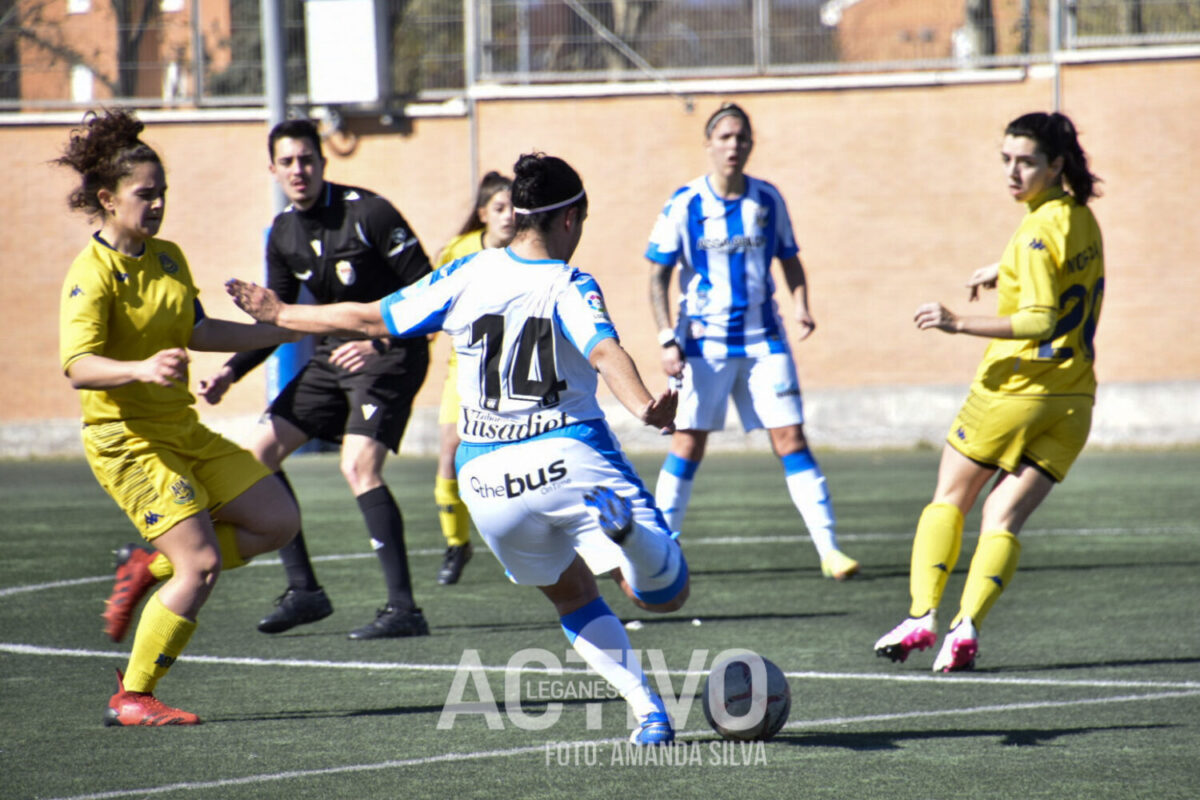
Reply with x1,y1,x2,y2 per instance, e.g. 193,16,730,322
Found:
561,597,659,718
782,449,838,560
618,524,687,606
655,453,699,534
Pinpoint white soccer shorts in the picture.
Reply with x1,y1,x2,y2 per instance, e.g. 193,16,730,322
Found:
676,351,805,432
456,423,671,586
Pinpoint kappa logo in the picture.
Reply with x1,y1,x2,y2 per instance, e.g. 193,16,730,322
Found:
361,403,379,420
1028,238,1047,251
158,252,179,274
70,285,83,297
143,511,162,527
956,427,967,441
388,227,412,257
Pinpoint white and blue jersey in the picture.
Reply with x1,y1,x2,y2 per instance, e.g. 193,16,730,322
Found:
379,246,674,586
645,174,799,360
379,247,616,444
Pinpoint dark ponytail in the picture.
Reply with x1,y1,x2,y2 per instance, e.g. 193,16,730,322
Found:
511,152,587,233
1005,111,1101,205
54,108,162,220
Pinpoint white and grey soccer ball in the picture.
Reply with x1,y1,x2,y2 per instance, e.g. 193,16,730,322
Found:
701,652,791,741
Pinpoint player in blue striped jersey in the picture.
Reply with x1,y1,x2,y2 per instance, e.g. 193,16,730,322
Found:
228,153,689,746
647,103,859,580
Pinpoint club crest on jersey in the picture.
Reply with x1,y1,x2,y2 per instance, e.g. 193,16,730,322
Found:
169,478,195,505
336,260,357,285
158,252,180,274
755,206,769,229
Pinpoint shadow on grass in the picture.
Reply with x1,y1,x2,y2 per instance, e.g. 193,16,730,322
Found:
997,655,1200,673
773,722,1172,751
211,696,626,723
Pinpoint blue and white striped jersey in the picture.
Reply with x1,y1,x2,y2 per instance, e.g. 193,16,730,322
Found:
646,175,799,359
379,247,618,443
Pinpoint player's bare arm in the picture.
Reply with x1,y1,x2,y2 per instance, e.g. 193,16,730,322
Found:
648,259,685,378
589,337,677,433
225,279,389,339
914,301,1015,338
189,317,301,352
66,349,188,390
778,255,816,340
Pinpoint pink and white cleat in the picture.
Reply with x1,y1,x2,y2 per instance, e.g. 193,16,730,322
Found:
874,611,938,663
932,616,978,673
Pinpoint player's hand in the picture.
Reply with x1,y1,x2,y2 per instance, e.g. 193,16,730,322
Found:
660,343,685,379
967,263,1000,302
640,387,678,434
225,279,282,324
137,348,189,387
330,340,377,372
795,309,817,341
197,365,234,404
914,302,960,333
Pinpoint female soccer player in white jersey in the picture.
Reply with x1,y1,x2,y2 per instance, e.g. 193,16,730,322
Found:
56,109,301,725
874,112,1105,672
227,152,689,745
647,102,859,580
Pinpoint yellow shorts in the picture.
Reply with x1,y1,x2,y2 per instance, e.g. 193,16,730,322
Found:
947,389,1093,482
82,410,271,541
438,351,461,426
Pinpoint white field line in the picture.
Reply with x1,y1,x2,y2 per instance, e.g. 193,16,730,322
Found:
1,524,1188,600
2,642,1198,691
36,688,1200,800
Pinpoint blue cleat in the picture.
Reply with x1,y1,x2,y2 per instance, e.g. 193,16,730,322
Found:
629,711,675,745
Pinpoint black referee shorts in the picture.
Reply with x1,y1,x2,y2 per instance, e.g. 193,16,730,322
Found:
267,342,429,453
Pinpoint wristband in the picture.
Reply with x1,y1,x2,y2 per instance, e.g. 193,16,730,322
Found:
371,338,388,354
657,328,678,348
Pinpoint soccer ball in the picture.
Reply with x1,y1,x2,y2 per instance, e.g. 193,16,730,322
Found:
701,652,791,741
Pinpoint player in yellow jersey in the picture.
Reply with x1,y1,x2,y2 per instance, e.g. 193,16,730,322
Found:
55,109,301,725
874,111,1105,672
430,171,515,584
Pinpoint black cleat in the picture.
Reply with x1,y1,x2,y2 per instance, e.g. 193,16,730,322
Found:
348,606,430,640
436,543,473,585
257,587,334,634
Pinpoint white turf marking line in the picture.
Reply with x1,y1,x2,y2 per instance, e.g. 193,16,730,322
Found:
1,524,1186,600
3,642,1198,691
40,689,1200,800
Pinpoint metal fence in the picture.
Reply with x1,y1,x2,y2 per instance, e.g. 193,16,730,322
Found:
2,0,1199,110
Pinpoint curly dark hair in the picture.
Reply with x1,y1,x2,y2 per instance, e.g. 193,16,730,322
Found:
53,108,161,220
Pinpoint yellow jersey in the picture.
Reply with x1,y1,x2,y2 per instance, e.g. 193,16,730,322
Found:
974,189,1104,399
60,235,200,424
435,229,487,268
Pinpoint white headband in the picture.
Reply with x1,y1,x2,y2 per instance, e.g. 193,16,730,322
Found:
513,189,586,216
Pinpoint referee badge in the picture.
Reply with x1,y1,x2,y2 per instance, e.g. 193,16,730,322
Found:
336,260,357,285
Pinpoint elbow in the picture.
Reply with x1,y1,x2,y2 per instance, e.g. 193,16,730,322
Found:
1009,309,1056,340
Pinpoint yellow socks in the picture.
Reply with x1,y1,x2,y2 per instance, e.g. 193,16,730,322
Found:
122,592,197,694
955,530,1021,628
148,552,174,581
908,503,964,617
435,477,470,548
214,521,248,570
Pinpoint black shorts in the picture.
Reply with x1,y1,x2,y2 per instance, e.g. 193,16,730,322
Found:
268,341,429,453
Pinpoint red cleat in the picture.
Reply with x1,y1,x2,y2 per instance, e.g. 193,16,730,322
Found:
101,543,159,642
104,669,200,727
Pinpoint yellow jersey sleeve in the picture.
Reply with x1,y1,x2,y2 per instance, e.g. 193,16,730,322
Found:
435,231,485,268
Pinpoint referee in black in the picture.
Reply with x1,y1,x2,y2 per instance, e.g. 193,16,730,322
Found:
199,119,431,639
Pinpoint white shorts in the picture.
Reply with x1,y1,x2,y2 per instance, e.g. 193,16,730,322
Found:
676,351,804,432
455,421,671,586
